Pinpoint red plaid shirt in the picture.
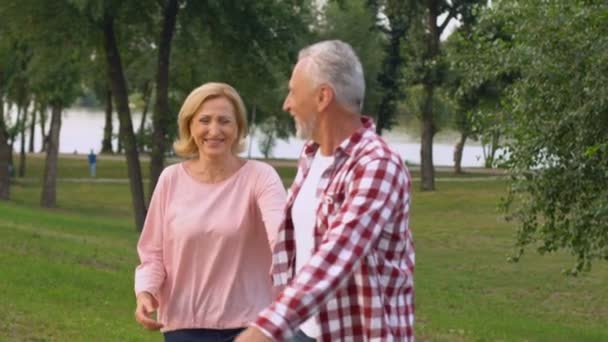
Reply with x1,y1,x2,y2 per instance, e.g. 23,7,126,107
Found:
253,117,415,341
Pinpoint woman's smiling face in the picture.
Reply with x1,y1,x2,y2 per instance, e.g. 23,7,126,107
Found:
190,96,238,158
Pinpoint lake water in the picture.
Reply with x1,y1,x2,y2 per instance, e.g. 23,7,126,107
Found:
19,108,487,167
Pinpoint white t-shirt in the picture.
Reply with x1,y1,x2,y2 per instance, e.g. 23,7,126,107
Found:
291,150,335,338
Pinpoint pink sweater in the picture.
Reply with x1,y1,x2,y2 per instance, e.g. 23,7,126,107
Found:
134,160,286,332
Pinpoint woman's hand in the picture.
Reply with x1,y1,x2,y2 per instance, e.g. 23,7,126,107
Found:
134,291,164,330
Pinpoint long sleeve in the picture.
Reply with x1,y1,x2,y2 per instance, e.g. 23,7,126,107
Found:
134,172,168,299
255,164,287,250
253,158,410,340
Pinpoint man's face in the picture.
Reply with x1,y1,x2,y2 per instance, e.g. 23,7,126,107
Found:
282,59,319,140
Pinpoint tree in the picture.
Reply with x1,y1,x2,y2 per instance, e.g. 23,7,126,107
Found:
401,84,455,135
28,101,36,153
318,0,384,123
0,1,90,207
38,102,49,152
1,1,101,205
149,0,179,199
465,0,608,272
412,0,485,190
5,40,32,180
0,62,10,198
100,85,113,153
70,0,159,229
82,50,115,154
0,117,9,199
17,102,31,177
444,16,478,173
30,8,88,207
40,101,63,207
168,0,312,155
99,6,148,229
0,18,20,198
445,44,509,172
367,0,418,135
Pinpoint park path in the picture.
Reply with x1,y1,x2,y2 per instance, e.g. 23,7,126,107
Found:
28,152,506,175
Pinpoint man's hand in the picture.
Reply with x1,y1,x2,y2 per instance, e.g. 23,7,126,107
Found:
134,291,164,330
235,326,273,342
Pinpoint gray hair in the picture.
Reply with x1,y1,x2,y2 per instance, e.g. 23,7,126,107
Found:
298,40,365,112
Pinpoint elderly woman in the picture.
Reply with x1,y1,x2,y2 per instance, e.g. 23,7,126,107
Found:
134,82,287,342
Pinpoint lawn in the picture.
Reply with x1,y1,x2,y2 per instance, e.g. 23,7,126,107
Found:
1,155,606,341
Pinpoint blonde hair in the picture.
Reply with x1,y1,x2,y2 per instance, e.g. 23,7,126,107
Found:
173,82,248,158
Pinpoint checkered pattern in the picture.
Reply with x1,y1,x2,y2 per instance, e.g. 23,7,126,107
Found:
253,117,415,341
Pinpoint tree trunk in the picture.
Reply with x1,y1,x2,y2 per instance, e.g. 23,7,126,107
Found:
137,81,152,146
40,103,62,208
484,130,500,168
28,103,37,153
0,95,10,200
18,103,29,177
117,133,122,153
101,87,114,153
420,84,436,191
420,0,440,191
150,0,179,199
8,105,22,175
376,26,404,135
102,12,147,230
453,132,467,174
39,104,48,152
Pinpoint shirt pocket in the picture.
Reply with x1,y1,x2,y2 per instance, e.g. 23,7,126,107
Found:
319,191,346,226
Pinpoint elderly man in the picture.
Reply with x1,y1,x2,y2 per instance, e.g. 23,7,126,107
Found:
237,40,415,342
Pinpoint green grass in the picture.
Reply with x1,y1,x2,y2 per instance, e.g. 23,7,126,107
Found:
23,154,151,179
0,195,148,341
413,181,608,341
1,156,606,341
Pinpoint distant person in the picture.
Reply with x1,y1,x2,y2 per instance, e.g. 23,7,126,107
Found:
134,82,287,342
236,40,415,342
87,149,97,177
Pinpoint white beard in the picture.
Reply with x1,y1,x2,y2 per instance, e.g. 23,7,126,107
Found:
295,115,317,140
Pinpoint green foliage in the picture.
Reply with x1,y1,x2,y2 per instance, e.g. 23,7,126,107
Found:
320,0,384,116
170,0,312,139
445,27,500,133
1,1,94,107
464,0,608,272
401,84,456,132
368,0,420,133
445,7,517,168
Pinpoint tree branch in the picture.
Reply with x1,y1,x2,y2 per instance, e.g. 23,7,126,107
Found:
439,8,457,35
376,24,391,35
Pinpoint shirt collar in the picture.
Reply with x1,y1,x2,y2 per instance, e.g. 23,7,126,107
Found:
301,116,376,159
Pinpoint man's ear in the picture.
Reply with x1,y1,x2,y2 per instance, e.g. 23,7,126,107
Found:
316,84,334,112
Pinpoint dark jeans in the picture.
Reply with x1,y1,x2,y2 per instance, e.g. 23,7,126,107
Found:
287,329,316,342
164,328,245,342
